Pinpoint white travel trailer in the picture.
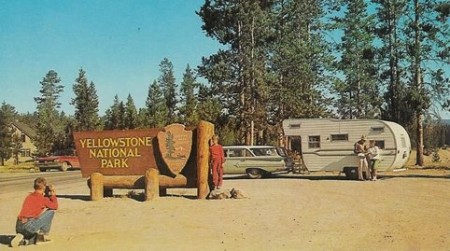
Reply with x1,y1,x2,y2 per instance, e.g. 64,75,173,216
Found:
282,119,411,178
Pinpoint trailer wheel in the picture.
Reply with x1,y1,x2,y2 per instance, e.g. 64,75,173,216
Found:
344,167,357,180
247,168,263,179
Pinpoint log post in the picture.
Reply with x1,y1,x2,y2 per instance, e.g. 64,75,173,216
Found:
197,120,214,199
145,168,159,201
90,172,104,201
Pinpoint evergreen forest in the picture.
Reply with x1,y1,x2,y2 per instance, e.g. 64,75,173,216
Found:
1,0,449,166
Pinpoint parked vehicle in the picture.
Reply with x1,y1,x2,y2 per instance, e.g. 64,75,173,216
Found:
35,150,80,172
282,119,411,179
223,145,291,178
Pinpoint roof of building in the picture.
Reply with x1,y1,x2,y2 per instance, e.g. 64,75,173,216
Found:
10,120,37,139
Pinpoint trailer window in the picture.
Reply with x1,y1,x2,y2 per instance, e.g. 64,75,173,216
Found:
308,136,320,148
374,140,385,149
331,134,348,142
371,126,385,132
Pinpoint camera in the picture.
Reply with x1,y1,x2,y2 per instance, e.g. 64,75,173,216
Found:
44,185,51,197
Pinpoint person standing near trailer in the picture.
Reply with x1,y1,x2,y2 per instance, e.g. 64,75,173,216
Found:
210,135,225,191
354,135,370,181
367,140,381,181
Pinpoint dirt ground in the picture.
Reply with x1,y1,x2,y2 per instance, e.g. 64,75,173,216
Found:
1,150,449,251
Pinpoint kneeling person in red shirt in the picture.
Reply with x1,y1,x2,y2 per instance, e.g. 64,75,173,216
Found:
11,177,58,247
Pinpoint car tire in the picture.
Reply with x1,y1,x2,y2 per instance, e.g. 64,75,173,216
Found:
60,162,69,172
247,168,263,179
344,167,357,180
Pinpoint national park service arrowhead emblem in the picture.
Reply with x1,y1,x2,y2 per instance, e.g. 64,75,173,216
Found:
157,124,192,175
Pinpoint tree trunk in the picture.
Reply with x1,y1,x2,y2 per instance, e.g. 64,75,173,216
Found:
416,113,424,166
413,0,424,166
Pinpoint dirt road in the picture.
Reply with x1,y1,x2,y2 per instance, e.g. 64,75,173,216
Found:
1,169,449,251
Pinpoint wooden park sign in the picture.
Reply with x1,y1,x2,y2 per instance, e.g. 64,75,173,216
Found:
157,124,192,176
73,121,214,201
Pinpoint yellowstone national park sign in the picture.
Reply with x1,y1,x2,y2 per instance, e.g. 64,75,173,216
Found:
157,124,192,176
74,124,194,178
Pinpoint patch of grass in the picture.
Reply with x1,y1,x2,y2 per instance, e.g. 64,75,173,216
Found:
0,162,38,173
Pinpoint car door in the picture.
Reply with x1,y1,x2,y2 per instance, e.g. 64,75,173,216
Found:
223,147,254,174
248,147,285,172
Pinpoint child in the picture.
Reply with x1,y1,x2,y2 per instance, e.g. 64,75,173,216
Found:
11,177,58,247
367,140,381,181
210,135,225,191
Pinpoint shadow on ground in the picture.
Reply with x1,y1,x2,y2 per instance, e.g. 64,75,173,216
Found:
224,172,450,181
0,234,14,246
57,194,91,201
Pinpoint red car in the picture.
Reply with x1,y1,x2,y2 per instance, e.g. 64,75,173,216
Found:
35,155,80,172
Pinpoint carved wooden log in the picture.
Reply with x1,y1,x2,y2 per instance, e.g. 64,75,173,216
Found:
100,174,188,188
145,168,159,201
197,120,214,199
90,172,104,201
88,173,189,201
102,176,146,188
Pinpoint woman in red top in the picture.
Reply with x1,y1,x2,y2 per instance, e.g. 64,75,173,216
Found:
11,177,58,247
210,135,225,191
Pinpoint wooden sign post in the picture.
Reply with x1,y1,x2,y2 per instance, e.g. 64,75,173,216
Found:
74,121,214,201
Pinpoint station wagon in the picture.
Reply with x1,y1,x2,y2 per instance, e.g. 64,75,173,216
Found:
223,146,290,178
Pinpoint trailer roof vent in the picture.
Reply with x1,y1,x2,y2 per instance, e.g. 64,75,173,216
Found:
289,123,301,129
371,126,385,132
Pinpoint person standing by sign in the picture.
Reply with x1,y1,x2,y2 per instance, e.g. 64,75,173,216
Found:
11,177,58,247
210,135,225,191
354,135,370,181
367,140,381,181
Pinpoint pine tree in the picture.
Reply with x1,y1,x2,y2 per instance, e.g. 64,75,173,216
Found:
124,94,139,129
179,65,199,126
0,102,16,165
71,69,100,131
158,58,178,124
268,0,333,128
372,0,410,123
11,127,22,165
197,84,222,123
104,95,125,130
198,0,273,144
137,108,149,128
34,70,64,155
52,112,75,151
403,0,449,165
146,81,168,128
334,0,379,119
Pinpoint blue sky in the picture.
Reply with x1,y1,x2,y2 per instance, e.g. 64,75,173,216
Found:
1,1,449,119
0,0,220,115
